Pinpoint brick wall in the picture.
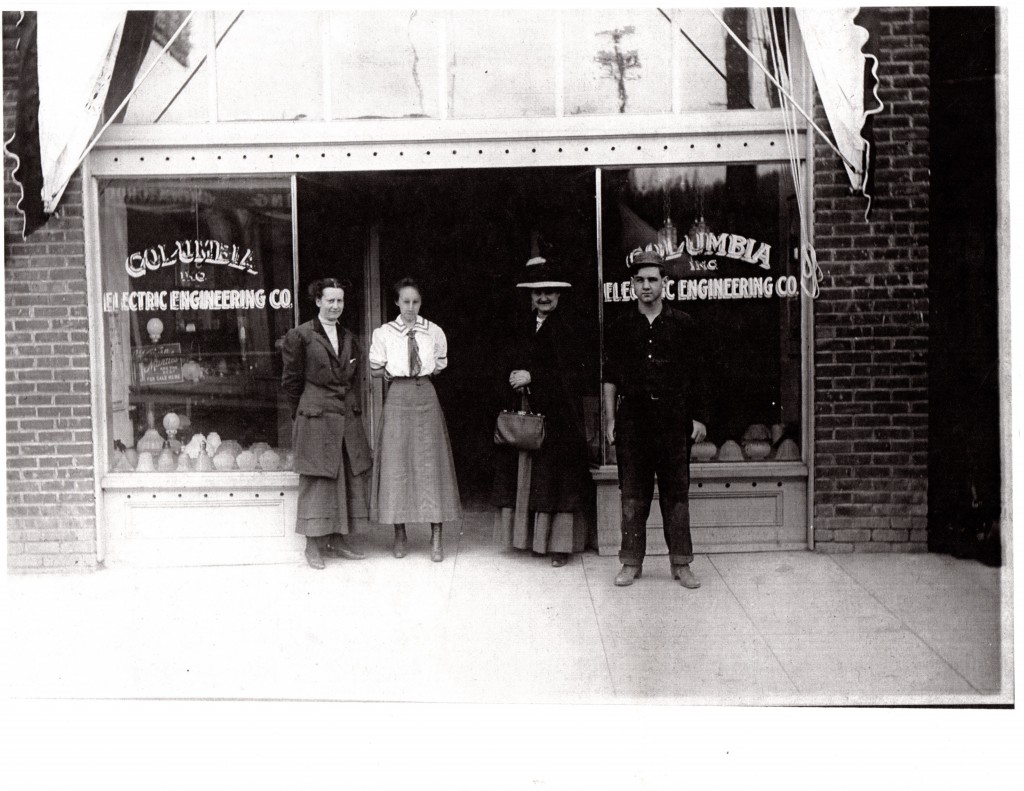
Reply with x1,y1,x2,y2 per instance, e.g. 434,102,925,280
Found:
4,11,97,571
812,7,930,552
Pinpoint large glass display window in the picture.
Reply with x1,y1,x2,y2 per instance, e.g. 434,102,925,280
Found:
112,10,211,125
328,10,442,120
214,10,324,121
447,10,558,119
562,8,674,116
98,177,296,474
109,8,788,126
600,163,803,465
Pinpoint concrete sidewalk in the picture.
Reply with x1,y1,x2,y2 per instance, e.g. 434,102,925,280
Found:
4,514,1012,705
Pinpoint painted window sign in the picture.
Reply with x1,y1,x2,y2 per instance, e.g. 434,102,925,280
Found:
103,288,293,312
105,237,292,313
603,274,801,303
602,228,796,303
125,239,258,279
665,230,772,269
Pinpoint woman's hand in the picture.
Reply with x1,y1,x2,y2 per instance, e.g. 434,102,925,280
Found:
509,370,532,389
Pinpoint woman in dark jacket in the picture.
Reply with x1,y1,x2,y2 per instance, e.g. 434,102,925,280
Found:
281,278,373,569
492,256,593,567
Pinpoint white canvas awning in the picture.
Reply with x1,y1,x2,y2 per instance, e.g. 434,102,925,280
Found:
794,7,883,196
36,9,126,213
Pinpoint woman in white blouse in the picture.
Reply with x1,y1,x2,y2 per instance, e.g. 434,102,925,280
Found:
369,277,462,561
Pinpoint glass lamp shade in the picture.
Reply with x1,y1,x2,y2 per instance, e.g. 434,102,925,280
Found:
137,428,165,454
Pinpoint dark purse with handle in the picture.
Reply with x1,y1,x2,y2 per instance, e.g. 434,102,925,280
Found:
494,390,545,451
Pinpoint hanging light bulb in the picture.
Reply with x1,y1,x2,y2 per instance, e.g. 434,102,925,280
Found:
657,189,678,250
687,215,711,251
686,178,712,254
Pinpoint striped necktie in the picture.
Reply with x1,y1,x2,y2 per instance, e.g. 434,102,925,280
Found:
408,328,422,377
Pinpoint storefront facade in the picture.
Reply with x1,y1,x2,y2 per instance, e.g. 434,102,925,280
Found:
5,8,935,570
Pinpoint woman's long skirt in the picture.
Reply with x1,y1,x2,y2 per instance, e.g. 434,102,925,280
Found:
296,442,370,537
371,377,462,524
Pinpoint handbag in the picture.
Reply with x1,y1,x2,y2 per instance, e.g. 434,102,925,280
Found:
494,390,545,451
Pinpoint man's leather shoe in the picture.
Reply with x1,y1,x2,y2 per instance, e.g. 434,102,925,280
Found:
305,545,325,570
614,565,642,586
323,540,366,560
672,564,701,589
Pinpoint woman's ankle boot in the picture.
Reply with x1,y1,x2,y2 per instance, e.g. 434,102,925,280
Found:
393,525,408,558
304,537,325,570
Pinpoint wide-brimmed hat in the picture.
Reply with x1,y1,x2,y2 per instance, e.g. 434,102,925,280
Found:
626,242,666,270
516,256,572,289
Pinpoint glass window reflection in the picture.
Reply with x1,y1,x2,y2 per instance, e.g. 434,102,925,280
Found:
114,10,210,125
329,10,441,119
563,8,672,115
671,7,781,112
215,10,323,121
448,10,557,119
110,8,786,126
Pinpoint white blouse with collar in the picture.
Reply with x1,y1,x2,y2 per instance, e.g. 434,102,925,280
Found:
368,316,448,377
317,317,339,354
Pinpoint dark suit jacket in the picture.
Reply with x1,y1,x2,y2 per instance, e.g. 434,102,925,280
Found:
281,319,372,478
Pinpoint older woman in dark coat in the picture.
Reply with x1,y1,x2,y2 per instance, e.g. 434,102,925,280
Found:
281,278,373,569
492,257,593,566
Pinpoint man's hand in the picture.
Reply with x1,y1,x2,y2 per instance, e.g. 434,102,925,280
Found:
605,418,616,447
691,420,707,443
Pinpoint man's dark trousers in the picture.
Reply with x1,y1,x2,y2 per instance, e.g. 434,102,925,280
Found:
615,395,693,567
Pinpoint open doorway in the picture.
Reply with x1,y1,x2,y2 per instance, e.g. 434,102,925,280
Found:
298,167,600,509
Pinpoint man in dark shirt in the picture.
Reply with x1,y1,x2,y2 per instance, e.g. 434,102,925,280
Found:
602,244,707,588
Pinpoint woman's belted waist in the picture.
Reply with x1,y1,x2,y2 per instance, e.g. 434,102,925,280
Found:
387,375,432,384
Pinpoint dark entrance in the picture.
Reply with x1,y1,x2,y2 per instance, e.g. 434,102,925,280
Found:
928,8,1001,565
298,168,600,509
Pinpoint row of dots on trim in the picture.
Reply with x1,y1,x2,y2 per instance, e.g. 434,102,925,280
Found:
123,483,787,495
111,141,774,163
121,481,782,493
126,492,287,499
695,481,786,488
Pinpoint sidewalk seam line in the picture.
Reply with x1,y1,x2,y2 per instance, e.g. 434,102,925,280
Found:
706,554,801,695
826,554,984,694
581,557,618,698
